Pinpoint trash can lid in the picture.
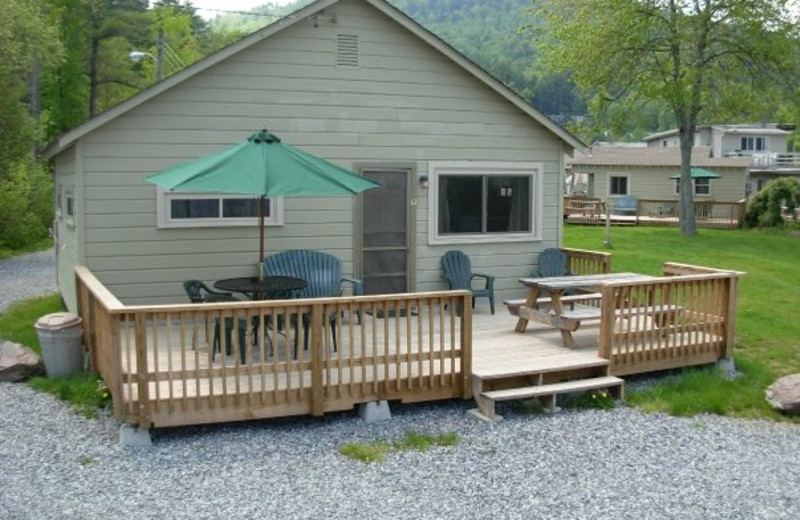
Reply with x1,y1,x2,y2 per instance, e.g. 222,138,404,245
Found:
35,312,82,330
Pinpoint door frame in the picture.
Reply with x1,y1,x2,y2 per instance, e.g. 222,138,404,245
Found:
354,162,417,293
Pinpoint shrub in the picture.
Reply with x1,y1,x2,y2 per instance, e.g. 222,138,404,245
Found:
743,177,800,228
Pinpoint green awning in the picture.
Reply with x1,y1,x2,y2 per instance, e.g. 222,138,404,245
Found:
669,167,721,179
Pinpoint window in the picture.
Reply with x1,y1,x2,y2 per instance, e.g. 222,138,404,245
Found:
156,190,283,228
429,161,541,244
608,174,629,196
674,178,711,196
64,188,75,227
56,186,63,219
740,136,766,152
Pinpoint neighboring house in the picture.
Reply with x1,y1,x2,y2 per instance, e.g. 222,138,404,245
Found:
643,123,800,194
566,146,749,202
44,0,583,312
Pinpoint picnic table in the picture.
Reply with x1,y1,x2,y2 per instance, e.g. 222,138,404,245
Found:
511,272,655,348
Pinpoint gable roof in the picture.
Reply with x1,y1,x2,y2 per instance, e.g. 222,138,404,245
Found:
567,146,750,168
43,0,583,159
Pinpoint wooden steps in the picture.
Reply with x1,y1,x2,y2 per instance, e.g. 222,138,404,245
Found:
471,353,625,421
479,376,624,418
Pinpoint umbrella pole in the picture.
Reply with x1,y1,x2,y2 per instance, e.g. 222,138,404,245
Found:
258,195,265,281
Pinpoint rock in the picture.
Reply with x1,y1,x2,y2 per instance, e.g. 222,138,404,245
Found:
0,340,45,382
765,374,800,414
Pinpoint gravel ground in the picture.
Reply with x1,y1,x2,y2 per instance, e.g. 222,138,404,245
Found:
0,249,57,312
1,382,799,520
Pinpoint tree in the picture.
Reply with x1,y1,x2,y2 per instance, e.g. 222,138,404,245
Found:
533,0,800,235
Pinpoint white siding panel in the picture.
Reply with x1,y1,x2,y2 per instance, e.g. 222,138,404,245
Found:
76,0,564,305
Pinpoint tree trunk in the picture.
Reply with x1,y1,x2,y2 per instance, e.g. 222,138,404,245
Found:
678,123,697,236
89,36,99,118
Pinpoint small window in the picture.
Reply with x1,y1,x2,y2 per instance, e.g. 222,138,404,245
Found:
64,189,75,227
56,187,63,219
609,175,629,196
157,191,283,228
674,178,711,196
740,136,765,152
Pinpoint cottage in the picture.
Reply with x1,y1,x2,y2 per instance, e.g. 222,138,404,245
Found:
45,0,583,313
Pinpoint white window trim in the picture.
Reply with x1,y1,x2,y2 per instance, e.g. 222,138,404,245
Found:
155,188,284,229
673,178,712,197
608,173,630,196
55,185,63,220
427,160,543,245
64,187,76,228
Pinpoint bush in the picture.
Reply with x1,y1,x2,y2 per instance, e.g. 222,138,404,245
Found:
0,158,53,250
743,177,800,228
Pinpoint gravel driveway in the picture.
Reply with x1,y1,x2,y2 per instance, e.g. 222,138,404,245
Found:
0,248,57,312
1,382,799,520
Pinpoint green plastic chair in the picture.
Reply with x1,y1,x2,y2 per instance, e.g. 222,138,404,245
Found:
532,248,570,278
264,250,364,355
440,250,495,315
183,280,251,364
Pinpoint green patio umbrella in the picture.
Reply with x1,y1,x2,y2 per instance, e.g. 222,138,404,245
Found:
669,167,722,179
145,130,380,267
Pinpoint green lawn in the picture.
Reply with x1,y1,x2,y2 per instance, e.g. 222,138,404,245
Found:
565,225,800,420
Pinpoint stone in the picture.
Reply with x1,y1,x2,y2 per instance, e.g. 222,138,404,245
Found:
765,374,800,414
0,340,45,382
357,400,392,422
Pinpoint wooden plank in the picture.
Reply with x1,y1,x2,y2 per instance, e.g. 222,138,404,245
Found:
482,376,624,401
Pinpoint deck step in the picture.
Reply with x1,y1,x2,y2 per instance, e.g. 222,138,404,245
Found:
474,376,624,420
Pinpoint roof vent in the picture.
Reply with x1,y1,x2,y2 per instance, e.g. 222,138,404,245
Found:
336,34,359,67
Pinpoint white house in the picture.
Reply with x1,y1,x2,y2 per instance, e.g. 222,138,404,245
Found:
643,123,800,193
44,0,583,311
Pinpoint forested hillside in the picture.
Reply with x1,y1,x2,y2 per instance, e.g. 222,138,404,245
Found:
388,0,585,117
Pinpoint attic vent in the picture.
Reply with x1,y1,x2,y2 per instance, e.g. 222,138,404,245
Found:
336,34,359,67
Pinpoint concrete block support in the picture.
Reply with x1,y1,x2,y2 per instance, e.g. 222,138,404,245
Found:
357,400,392,422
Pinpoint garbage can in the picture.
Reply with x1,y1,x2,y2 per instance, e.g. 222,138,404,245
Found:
35,312,84,377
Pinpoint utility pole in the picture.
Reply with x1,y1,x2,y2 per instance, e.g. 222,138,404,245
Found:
156,29,164,82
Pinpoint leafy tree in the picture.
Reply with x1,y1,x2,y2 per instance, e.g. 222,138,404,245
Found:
744,177,800,228
533,0,800,235
0,0,61,250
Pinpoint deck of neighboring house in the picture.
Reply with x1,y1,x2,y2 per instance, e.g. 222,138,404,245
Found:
564,196,745,229
75,258,741,430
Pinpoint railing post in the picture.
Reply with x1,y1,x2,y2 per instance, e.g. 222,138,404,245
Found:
310,304,325,416
460,294,473,398
723,274,739,359
598,284,615,361
134,314,151,428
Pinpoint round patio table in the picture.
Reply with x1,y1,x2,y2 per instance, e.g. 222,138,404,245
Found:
214,276,306,300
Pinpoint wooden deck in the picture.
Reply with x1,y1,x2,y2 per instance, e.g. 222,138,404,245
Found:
75,257,742,429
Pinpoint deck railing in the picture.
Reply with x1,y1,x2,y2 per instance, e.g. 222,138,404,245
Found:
75,266,473,429
562,247,612,275
597,263,742,375
637,199,745,228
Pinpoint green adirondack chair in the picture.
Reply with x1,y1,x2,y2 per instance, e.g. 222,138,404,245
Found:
440,250,495,315
264,250,364,355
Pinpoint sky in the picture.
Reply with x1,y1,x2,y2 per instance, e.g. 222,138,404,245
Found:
188,1,296,20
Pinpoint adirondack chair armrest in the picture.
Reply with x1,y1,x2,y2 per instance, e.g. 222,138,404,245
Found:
340,277,363,296
471,273,495,289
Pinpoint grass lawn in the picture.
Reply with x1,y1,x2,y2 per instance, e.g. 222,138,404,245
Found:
565,225,800,421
